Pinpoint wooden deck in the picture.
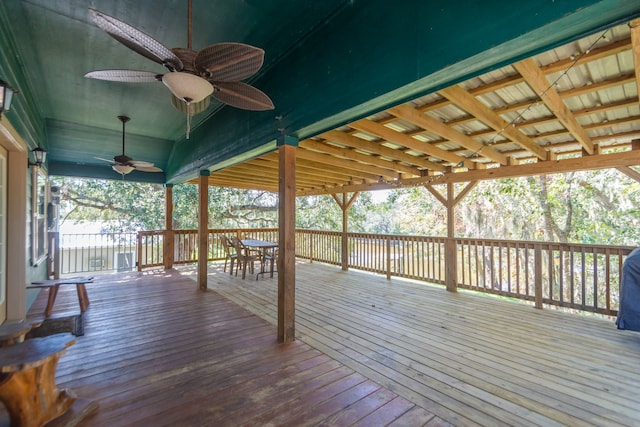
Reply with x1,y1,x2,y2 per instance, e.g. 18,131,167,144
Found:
10,267,446,427
6,261,640,426
208,261,640,427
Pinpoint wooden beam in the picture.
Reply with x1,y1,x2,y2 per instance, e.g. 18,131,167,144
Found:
321,130,446,171
278,142,296,343
197,171,209,292
630,19,640,101
330,192,360,271
300,149,640,195
617,166,640,183
350,119,464,165
389,104,509,165
439,85,547,160
514,58,594,155
296,147,399,179
301,139,422,177
454,181,478,206
445,183,457,293
541,37,631,74
423,184,447,206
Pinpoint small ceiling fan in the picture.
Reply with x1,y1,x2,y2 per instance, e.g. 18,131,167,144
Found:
84,0,274,137
97,116,162,176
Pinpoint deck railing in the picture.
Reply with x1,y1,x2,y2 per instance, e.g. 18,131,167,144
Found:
56,228,634,315
58,232,138,274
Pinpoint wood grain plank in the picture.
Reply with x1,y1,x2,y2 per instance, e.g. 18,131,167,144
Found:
210,262,640,427
5,267,429,427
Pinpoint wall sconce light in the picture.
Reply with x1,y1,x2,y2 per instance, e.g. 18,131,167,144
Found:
0,79,18,120
29,147,47,168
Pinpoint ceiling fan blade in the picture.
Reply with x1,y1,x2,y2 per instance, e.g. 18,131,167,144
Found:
195,43,264,82
212,81,274,111
95,156,116,163
89,8,183,72
85,70,162,83
129,160,154,168
134,165,163,173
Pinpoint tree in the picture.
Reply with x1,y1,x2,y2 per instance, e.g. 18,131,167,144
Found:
52,167,640,246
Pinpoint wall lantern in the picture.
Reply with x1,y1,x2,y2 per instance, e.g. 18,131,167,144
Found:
0,79,18,119
29,147,47,168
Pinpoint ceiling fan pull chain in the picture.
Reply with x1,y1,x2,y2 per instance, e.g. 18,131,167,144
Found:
186,101,192,139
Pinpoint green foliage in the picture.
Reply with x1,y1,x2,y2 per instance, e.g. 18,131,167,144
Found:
52,177,165,232
53,167,640,245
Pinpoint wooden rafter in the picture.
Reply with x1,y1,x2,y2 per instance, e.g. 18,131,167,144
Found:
349,119,463,165
439,85,547,160
630,18,640,99
513,58,594,155
321,130,446,171
388,104,509,165
194,21,640,197
300,139,422,177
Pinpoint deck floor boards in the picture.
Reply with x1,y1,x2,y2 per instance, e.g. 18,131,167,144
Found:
208,261,640,427
4,261,639,426
3,267,447,427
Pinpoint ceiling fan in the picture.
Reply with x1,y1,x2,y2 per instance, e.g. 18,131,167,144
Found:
97,116,163,176
84,0,274,137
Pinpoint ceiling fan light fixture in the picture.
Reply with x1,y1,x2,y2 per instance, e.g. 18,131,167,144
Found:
112,164,135,175
162,72,213,103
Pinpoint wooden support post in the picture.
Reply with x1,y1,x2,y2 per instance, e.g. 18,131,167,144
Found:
136,233,143,272
163,184,175,270
331,192,359,271
534,243,543,309
278,138,297,343
445,183,457,292
425,181,477,292
198,170,210,291
342,195,349,271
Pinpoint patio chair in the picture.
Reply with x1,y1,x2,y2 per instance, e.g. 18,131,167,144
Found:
220,236,238,275
230,237,260,279
259,247,278,279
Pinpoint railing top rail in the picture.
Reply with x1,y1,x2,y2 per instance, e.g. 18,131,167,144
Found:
455,237,636,253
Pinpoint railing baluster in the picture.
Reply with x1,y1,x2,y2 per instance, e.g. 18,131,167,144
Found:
56,228,632,316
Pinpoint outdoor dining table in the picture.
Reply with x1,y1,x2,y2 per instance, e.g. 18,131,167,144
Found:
241,239,278,279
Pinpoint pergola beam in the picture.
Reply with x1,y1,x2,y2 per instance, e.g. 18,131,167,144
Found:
321,130,446,172
439,85,547,160
301,139,422,177
630,19,640,99
513,58,594,155
300,149,640,195
389,104,509,165
350,119,463,165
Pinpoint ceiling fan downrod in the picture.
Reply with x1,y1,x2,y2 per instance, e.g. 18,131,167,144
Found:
118,115,130,156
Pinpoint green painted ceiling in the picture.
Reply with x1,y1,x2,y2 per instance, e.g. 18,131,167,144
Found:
1,0,639,184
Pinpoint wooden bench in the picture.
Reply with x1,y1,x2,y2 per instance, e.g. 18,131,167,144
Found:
28,277,94,317
0,333,77,426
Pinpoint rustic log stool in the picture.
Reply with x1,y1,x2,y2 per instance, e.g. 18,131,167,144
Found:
0,320,42,347
28,277,93,317
0,333,76,427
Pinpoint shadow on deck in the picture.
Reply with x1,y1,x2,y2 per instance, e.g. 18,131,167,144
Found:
9,266,446,426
